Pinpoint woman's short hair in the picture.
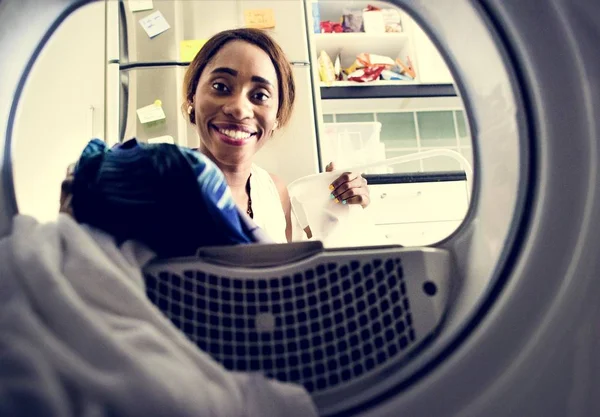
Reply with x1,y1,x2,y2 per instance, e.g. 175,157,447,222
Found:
182,28,295,128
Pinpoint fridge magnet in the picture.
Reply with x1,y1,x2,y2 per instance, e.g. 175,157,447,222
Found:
139,10,170,39
243,9,276,29
128,0,153,13
136,100,166,124
179,39,207,62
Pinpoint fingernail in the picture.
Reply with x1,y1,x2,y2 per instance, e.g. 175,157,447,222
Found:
334,198,339,203
329,184,334,191
330,193,335,199
342,200,347,205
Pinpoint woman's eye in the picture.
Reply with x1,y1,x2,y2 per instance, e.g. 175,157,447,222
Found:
253,92,270,102
212,82,229,92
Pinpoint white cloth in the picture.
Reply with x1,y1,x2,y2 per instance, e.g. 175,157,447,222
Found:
249,164,288,244
0,214,318,417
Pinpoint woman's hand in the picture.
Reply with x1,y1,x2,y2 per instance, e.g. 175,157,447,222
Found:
59,164,76,216
326,162,370,208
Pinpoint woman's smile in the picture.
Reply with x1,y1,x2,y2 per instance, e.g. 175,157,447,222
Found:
210,123,258,146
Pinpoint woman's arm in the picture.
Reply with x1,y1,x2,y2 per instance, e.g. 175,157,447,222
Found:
269,173,292,243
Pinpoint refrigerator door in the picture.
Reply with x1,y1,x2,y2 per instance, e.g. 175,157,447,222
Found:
119,0,310,64
253,66,320,184
119,0,179,63
120,66,196,146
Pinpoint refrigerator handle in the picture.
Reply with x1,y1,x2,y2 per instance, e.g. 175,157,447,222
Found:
88,105,95,139
119,69,129,142
118,0,129,64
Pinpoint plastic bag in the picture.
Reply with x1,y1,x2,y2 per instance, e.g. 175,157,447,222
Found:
393,56,416,79
318,50,337,84
348,65,386,82
381,69,413,81
320,20,343,33
334,54,343,81
342,8,363,32
356,52,396,68
362,5,385,33
343,59,363,75
382,8,402,32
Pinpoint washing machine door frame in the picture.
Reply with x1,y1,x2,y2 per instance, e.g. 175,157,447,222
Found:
1,0,599,416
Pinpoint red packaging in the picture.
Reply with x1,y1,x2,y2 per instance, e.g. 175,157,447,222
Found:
320,21,343,33
348,65,386,82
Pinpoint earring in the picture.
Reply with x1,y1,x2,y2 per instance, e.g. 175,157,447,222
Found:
187,105,193,115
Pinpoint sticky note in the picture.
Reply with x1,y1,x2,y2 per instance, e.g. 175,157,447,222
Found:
139,10,170,38
128,0,153,12
179,39,207,62
147,135,175,144
136,102,166,124
243,9,276,29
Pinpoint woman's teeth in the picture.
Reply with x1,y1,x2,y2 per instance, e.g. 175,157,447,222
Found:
218,128,253,140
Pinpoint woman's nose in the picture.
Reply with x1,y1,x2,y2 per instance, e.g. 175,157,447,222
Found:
222,93,253,120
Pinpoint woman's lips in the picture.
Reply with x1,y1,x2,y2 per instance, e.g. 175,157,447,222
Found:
210,124,257,146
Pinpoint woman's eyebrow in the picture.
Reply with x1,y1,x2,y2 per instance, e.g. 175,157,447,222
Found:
211,67,273,87
211,67,237,76
251,75,273,87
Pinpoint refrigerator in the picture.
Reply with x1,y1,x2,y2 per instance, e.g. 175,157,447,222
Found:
106,0,321,184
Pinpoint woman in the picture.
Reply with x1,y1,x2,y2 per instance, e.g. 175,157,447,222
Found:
181,28,370,243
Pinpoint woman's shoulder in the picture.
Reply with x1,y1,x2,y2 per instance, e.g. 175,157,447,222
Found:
251,164,289,199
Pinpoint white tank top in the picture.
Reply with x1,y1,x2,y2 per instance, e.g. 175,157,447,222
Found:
249,164,288,243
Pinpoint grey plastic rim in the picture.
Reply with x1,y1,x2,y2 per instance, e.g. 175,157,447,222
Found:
1,0,599,416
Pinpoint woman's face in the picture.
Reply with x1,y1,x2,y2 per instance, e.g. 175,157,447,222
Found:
192,40,279,169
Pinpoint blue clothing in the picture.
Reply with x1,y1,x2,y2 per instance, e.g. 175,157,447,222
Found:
71,138,266,257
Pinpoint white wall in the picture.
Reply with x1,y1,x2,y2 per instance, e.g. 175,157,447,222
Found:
11,3,106,223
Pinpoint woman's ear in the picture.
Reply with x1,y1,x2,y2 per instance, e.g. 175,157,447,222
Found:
273,120,279,131
187,103,195,124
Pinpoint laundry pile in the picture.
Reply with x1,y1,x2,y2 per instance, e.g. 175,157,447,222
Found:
0,214,318,417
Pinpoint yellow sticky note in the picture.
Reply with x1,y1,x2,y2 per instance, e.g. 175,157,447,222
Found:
243,9,276,29
179,39,207,62
136,102,166,124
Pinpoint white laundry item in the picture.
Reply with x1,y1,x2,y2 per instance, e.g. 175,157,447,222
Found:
288,171,384,248
249,164,288,244
0,214,318,417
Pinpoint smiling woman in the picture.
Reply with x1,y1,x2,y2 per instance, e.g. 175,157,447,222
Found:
181,28,371,244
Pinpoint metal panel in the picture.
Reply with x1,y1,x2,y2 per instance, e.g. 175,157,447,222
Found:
119,0,178,63
121,65,186,144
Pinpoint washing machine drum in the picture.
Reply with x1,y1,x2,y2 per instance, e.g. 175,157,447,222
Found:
1,1,599,416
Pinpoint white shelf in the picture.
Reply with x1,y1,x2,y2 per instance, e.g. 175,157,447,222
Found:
314,32,410,67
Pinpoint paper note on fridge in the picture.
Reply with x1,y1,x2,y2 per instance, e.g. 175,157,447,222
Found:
243,9,276,29
180,39,207,62
147,135,175,144
128,0,153,12
136,103,166,124
139,11,170,38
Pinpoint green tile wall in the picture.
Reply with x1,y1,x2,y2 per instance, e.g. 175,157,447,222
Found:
455,110,468,137
377,112,417,148
417,111,457,147
335,113,375,123
322,110,473,173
